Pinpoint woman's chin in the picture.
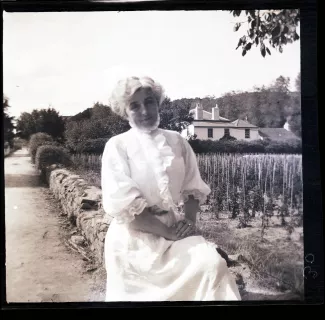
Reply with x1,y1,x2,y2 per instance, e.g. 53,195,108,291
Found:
142,120,158,129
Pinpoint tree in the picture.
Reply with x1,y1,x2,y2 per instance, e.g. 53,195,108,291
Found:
15,112,36,140
3,96,16,147
16,107,65,141
269,75,291,93
231,9,300,57
91,102,113,120
64,102,130,152
159,97,194,132
295,72,301,92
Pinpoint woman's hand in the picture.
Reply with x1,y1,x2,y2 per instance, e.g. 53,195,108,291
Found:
163,219,196,241
176,218,196,239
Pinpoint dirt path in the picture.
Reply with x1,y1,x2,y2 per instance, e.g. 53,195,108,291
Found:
5,148,106,303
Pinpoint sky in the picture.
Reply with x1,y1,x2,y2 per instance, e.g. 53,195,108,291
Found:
3,10,300,119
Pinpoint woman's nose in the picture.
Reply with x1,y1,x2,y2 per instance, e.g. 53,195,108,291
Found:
141,105,149,115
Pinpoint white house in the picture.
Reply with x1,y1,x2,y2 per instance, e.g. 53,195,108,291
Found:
181,102,259,141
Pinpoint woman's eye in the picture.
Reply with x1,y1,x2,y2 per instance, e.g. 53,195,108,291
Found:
130,103,139,110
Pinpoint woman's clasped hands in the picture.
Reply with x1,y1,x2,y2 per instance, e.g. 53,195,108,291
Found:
165,218,196,241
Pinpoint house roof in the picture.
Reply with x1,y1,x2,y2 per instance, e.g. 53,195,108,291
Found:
258,128,300,141
231,119,258,128
191,121,259,128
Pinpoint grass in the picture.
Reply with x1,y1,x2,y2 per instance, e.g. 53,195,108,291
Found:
197,213,304,298
67,166,102,189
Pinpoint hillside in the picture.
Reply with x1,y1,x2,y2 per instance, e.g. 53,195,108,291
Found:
66,91,301,137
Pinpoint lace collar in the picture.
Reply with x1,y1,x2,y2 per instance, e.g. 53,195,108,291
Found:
128,124,178,213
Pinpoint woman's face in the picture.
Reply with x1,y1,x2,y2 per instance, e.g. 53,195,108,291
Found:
125,87,159,130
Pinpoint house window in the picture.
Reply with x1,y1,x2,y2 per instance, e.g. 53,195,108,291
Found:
224,128,230,137
208,128,213,138
245,129,250,138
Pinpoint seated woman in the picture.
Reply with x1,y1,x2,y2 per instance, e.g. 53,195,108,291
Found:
101,76,241,302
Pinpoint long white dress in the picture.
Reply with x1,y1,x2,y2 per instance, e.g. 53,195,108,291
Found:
101,126,241,301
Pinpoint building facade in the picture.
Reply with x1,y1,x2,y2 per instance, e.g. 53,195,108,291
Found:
181,102,259,141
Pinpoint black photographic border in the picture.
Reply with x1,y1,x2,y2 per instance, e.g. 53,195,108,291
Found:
1,0,322,310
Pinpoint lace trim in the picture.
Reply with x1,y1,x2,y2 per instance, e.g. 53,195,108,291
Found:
115,197,148,224
132,128,178,214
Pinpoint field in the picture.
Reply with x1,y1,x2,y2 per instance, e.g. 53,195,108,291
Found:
68,152,304,298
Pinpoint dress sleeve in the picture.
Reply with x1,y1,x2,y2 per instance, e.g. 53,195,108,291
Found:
180,136,211,205
101,137,148,224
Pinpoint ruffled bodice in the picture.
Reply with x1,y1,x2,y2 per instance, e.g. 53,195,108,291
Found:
101,127,211,226
131,128,180,213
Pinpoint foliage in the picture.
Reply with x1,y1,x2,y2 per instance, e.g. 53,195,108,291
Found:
35,144,72,176
64,119,113,152
231,9,300,57
219,134,237,141
295,72,301,92
197,153,303,226
70,153,102,172
67,102,112,122
16,107,65,141
264,138,301,154
159,98,194,132
3,96,16,147
64,103,130,153
188,138,301,155
74,138,109,155
29,132,57,164
178,74,301,137
71,152,303,230
64,98,194,152
12,137,27,151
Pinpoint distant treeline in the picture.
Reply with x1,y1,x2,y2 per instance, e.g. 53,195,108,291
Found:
15,74,301,155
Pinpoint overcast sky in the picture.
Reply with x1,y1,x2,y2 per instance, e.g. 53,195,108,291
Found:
3,10,300,118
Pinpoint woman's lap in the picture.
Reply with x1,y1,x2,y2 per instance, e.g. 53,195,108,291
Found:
104,231,241,301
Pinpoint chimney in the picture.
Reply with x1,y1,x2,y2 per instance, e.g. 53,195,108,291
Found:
195,102,203,120
212,104,220,120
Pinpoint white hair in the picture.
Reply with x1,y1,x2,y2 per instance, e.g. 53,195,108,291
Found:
108,76,166,119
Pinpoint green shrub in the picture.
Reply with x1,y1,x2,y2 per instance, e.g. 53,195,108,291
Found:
12,137,27,151
29,132,57,163
74,138,109,155
265,139,302,154
35,144,72,176
219,134,237,141
189,138,301,154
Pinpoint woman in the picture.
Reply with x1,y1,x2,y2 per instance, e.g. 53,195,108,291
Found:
101,76,241,301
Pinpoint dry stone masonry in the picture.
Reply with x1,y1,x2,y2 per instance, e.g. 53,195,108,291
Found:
46,164,113,264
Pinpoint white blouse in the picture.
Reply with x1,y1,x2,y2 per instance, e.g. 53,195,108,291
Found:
101,127,211,224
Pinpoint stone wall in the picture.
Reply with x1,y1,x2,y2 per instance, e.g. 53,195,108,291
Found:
45,165,113,265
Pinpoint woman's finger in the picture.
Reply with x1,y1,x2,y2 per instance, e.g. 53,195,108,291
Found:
176,221,185,233
179,225,193,238
177,222,189,237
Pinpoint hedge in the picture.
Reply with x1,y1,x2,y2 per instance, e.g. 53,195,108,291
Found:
72,138,109,155
35,144,72,182
63,136,301,156
189,138,301,154
29,132,57,163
